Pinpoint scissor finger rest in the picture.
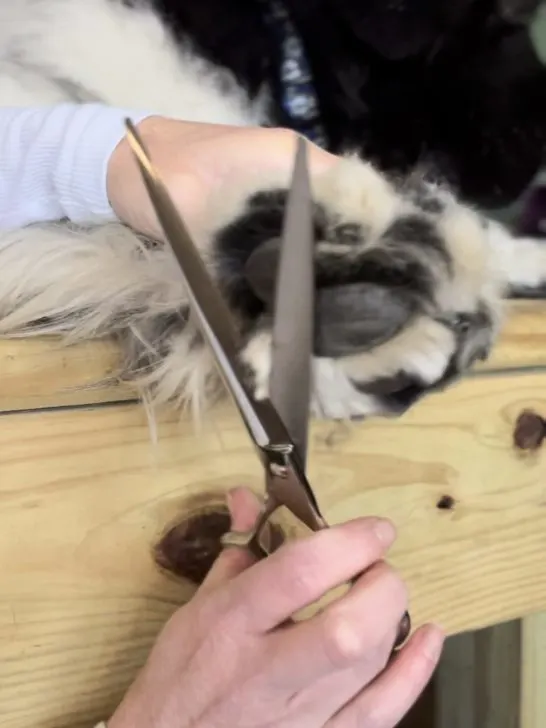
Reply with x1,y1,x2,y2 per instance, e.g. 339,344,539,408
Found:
221,494,284,559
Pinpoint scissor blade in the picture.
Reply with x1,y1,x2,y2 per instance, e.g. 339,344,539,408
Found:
124,118,276,449
269,136,314,469
126,120,327,534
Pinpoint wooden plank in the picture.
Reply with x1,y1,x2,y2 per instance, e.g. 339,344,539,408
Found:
478,300,546,371
2,371,546,727
0,337,133,412
520,612,546,728
436,623,521,728
2,300,546,412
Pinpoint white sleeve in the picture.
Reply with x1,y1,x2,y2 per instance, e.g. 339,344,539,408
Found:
0,104,154,230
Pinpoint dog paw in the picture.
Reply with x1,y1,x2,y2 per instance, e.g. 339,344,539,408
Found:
211,155,505,420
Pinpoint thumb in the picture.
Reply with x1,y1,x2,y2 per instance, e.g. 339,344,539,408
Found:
199,486,263,592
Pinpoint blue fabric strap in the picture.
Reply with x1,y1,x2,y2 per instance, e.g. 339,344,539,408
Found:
260,0,328,148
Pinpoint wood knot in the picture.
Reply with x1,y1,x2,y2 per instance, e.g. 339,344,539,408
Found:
513,409,546,452
436,494,455,511
154,507,231,586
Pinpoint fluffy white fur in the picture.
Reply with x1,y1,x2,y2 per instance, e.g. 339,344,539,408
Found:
1,0,546,421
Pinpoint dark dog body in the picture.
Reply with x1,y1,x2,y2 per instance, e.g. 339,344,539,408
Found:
152,0,546,208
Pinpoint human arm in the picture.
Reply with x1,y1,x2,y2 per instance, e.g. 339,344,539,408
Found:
0,103,153,230
0,105,337,238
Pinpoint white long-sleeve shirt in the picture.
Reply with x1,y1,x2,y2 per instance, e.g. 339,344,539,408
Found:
0,104,152,230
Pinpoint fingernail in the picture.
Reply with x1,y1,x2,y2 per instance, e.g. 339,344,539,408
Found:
422,625,445,662
373,518,397,546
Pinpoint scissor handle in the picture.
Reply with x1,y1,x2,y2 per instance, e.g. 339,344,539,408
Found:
220,493,283,559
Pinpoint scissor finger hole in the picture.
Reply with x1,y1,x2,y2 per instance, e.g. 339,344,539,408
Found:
257,505,318,555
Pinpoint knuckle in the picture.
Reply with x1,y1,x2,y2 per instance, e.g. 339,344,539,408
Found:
371,561,409,610
213,598,252,638
321,610,365,669
198,589,235,628
202,574,255,626
284,559,322,601
335,519,395,568
278,536,329,595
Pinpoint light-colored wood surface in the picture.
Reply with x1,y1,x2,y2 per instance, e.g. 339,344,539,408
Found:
2,371,546,727
476,301,546,372
520,613,546,727
1,300,546,413
0,336,133,412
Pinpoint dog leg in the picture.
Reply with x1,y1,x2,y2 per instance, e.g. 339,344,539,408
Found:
485,219,546,297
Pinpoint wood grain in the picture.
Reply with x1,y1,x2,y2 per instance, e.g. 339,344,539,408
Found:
520,613,546,727
478,300,546,371
0,337,133,412
2,372,546,727
2,300,546,413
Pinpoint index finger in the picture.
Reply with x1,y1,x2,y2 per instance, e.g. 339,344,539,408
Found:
223,516,397,633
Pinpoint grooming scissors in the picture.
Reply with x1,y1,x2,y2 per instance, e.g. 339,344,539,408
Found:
123,120,410,644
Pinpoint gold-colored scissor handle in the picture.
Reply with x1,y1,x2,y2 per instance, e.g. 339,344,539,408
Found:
221,495,285,559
